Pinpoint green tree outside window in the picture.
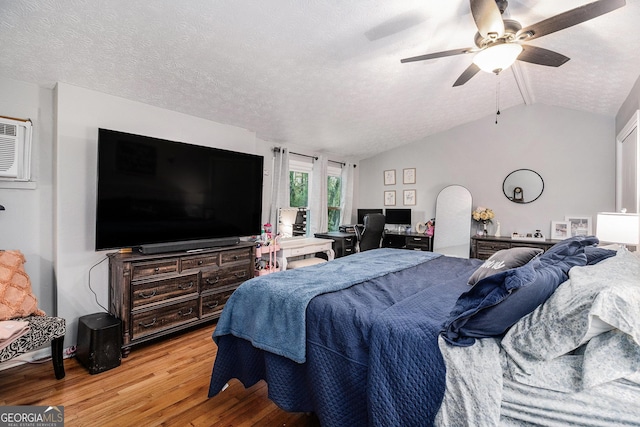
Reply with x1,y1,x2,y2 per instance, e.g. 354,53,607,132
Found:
290,171,308,208
327,175,341,232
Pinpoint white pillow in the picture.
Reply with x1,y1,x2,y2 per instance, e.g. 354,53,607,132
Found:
502,250,640,370
579,315,614,346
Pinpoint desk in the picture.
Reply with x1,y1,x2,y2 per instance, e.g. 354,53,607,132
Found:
278,237,335,271
383,231,433,251
314,231,356,257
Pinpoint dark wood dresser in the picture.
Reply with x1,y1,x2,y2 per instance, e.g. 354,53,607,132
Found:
108,242,254,356
471,236,559,260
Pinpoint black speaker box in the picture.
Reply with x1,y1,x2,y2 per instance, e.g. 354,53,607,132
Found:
76,313,122,374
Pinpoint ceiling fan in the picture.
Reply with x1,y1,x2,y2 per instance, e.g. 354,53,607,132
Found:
400,0,626,86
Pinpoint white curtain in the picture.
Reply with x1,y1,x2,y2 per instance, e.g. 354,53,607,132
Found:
309,155,328,235
340,163,355,225
270,148,290,234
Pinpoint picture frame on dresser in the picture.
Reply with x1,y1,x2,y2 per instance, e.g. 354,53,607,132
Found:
551,221,571,240
564,215,592,237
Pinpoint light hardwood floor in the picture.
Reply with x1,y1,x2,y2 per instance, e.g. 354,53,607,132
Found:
0,323,320,426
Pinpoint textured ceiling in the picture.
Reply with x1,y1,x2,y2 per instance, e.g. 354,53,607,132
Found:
0,0,638,159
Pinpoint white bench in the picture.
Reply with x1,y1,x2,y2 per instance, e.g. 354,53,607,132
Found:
286,257,327,269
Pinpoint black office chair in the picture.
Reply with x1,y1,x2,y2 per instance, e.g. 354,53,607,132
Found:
355,213,386,252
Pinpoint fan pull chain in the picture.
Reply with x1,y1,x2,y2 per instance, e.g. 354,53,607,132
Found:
495,76,501,124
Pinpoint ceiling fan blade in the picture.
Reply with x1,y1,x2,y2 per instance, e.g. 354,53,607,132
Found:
517,45,570,67
517,0,626,41
400,48,473,63
453,63,481,87
470,0,505,38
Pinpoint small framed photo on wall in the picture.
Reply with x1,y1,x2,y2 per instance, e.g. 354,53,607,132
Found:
403,189,416,206
384,170,396,186
551,221,571,240
564,215,592,237
403,168,416,184
384,190,396,206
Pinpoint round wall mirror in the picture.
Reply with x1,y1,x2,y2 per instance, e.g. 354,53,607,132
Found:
502,169,544,204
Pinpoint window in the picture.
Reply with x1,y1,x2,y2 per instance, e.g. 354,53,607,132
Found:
288,156,342,233
289,156,312,208
290,170,309,207
327,164,342,232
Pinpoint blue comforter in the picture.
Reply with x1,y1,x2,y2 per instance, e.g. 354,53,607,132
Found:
213,248,441,363
209,252,482,426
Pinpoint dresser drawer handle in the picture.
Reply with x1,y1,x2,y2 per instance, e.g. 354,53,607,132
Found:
206,300,220,309
178,281,194,290
154,267,160,273
235,271,247,278
233,255,239,260
198,260,204,265
206,277,220,285
138,290,157,299
178,308,193,317
139,318,157,328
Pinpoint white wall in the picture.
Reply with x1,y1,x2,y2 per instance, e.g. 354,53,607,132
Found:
54,83,261,347
358,104,616,238
0,77,55,315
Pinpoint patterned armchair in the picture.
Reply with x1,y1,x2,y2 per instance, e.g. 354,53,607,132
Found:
0,250,66,379
0,315,66,379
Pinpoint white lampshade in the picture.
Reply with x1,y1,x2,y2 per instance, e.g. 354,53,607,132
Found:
596,212,639,245
473,43,523,74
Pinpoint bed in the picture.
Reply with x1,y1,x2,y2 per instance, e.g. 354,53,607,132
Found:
208,236,640,426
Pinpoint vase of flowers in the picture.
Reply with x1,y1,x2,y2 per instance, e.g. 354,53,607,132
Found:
472,207,495,237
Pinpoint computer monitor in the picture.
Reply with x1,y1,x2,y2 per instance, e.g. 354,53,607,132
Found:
385,208,411,225
357,208,383,225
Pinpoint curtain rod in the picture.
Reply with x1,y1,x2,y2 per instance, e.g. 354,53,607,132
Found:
0,115,31,123
273,147,356,168
273,147,317,161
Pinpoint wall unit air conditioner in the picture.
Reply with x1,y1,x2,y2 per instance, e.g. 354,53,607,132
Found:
0,117,32,181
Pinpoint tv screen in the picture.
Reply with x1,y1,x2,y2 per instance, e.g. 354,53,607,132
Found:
95,129,263,250
357,208,383,224
385,208,411,225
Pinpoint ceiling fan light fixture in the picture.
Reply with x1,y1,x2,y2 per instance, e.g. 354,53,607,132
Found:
473,43,523,74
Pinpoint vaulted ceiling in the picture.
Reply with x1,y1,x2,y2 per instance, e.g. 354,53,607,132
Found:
1,0,638,159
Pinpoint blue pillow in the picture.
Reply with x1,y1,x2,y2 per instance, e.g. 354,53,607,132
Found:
584,246,617,265
441,235,598,346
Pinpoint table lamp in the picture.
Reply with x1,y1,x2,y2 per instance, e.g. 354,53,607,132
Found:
596,212,639,248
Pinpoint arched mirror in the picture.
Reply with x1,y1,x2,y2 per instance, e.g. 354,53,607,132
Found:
433,185,472,258
502,169,544,204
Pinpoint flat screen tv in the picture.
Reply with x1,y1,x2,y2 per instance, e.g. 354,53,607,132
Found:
357,208,383,225
385,208,411,225
95,129,264,251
